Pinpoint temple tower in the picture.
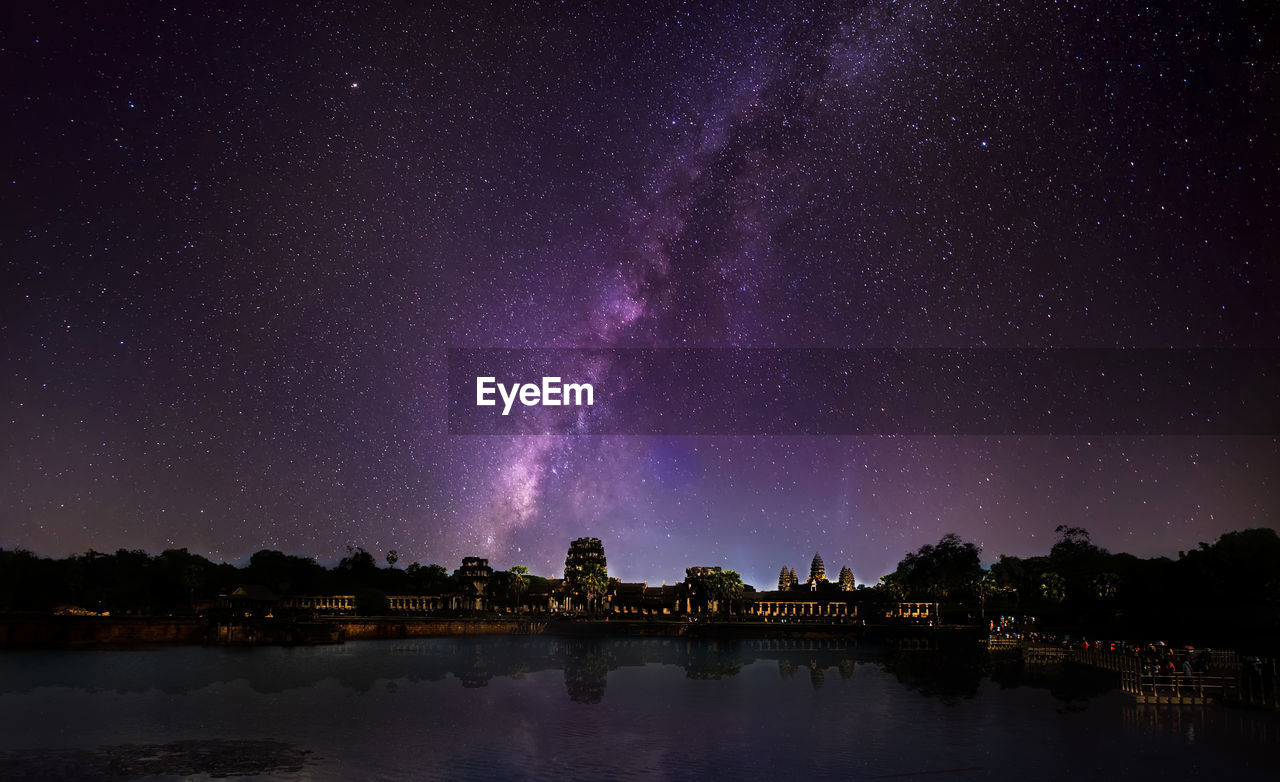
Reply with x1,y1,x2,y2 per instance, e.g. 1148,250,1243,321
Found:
808,553,827,586
564,537,607,580
838,566,855,591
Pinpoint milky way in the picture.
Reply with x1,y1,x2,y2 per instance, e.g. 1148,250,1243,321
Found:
3,1,1276,587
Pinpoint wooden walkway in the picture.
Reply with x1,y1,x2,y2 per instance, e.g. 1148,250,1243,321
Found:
1072,648,1139,672
980,636,1020,651
983,640,1280,709
1119,669,1240,705
1238,659,1280,709
1070,648,1279,709
1022,644,1069,664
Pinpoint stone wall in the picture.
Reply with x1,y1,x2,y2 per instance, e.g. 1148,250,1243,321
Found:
0,616,206,649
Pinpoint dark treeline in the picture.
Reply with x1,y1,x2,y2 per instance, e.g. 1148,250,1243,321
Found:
1,527,1278,644
881,526,1280,643
0,546,549,616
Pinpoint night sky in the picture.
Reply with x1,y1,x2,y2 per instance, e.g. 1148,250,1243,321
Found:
4,1,1277,589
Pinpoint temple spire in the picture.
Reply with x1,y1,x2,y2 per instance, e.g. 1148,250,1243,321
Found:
808,553,827,586
838,566,855,591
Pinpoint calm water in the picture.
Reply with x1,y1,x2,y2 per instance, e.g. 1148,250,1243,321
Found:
1,637,1277,780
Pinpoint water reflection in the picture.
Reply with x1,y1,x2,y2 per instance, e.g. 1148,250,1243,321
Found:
2,637,1278,780
0,739,311,780
1122,703,1280,745
0,636,1201,709
563,639,612,703
988,656,1117,713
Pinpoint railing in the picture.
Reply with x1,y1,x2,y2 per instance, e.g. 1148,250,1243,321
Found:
1071,647,1241,675
1120,670,1241,702
982,636,1020,651
986,643,1278,709
1193,649,1242,669
1071,648,1135,672
1022,644,1069,663
1071,648,1264,706
1238,658,1280,709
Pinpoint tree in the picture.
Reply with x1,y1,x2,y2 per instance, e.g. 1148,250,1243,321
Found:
182,564,207,606
1050,526,1103,559
1178,528,1280,601
878,573,907,601
688,569,745,615
509,565,529,610
1039,572,1066,603
990,554,1029,598
1091,572,1120,600
490,568,530,610
890,533,983,599
977,570,998,618
247,549,326,595
407,563,450,592
338,546,378,582
570,562,609,615
386,550,399,569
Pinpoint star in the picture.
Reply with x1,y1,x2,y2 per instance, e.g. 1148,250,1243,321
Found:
0,0,1272,588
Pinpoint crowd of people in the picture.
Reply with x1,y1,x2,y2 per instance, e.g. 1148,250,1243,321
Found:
1125,642,1215,676
987,615,1040,638
986,624,1230,676
1066,638,1218,676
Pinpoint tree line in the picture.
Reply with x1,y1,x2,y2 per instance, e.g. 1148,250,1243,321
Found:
2,527,1278,637
879,526,1280,639
0,546,551,615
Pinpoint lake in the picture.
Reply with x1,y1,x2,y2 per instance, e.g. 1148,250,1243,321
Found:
1,636,1276,780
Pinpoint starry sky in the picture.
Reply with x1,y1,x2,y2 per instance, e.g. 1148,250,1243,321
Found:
3,0,1277,589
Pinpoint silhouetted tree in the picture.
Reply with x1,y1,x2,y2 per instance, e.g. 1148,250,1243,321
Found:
1050,526,1104,559
569,562,609,614
509,565,529,608
990,554,1031,601
891,533,983,599
687,569,745,614
337,546,379,587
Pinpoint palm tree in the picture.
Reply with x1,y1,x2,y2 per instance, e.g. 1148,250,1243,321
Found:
722,570,746,615
977,571,998,619
576,563,609,615
687,570,745,616
510,565,529,611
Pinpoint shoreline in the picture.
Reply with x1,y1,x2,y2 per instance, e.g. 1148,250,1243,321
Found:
0,614,981,650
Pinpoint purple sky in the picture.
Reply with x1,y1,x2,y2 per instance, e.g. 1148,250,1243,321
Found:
3,1,1276,589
